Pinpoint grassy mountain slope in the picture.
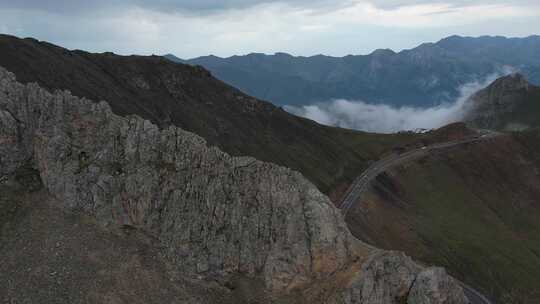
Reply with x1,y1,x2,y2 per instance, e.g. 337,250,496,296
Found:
346,130,540,303
172,35,540,107
0,34,420,194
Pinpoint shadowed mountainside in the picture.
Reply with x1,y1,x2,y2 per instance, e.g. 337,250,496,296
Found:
0,34,420,194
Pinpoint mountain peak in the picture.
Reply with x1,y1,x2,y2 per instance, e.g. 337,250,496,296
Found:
274,52,293,57
464,73,539,130
163,53,182,61
487,72,530,92
439,34,464,42
371,48,396,56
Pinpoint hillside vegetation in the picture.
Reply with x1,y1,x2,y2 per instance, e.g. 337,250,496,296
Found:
346,130,540,303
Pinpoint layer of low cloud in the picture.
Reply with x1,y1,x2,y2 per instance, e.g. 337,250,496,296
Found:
0,1,539,58
286,73,504,133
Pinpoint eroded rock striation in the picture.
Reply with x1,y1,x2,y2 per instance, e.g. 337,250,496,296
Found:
0,66,469,303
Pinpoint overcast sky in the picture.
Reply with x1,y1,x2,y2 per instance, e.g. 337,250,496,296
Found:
1,0,539,58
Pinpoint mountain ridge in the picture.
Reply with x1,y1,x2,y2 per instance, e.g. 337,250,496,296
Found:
464,73,540,130
173,35,540,61
0,33,423,195
0,65,471,304
169,35,540,107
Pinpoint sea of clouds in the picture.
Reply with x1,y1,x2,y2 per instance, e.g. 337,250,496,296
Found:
285,74,505,133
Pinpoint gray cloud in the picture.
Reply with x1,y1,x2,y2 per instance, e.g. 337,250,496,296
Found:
0,0,340,15
0,0,107,14
3,0,538,15
372,0,539,8
0,0,539,58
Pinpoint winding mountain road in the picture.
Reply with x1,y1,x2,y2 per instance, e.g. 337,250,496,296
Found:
461,283,494,304
339,132,499,215
338,131,499,304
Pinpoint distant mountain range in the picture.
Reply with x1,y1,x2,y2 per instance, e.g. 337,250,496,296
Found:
166,35,540,107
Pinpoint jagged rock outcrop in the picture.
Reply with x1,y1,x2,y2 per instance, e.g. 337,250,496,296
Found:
0,34,408,197
0,66,469,303
342,251,421,303
0,67,353,292
407,268,469,304
463,73,540,130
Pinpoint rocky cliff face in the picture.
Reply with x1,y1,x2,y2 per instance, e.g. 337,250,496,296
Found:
464,73,540,130
0,66,469,303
